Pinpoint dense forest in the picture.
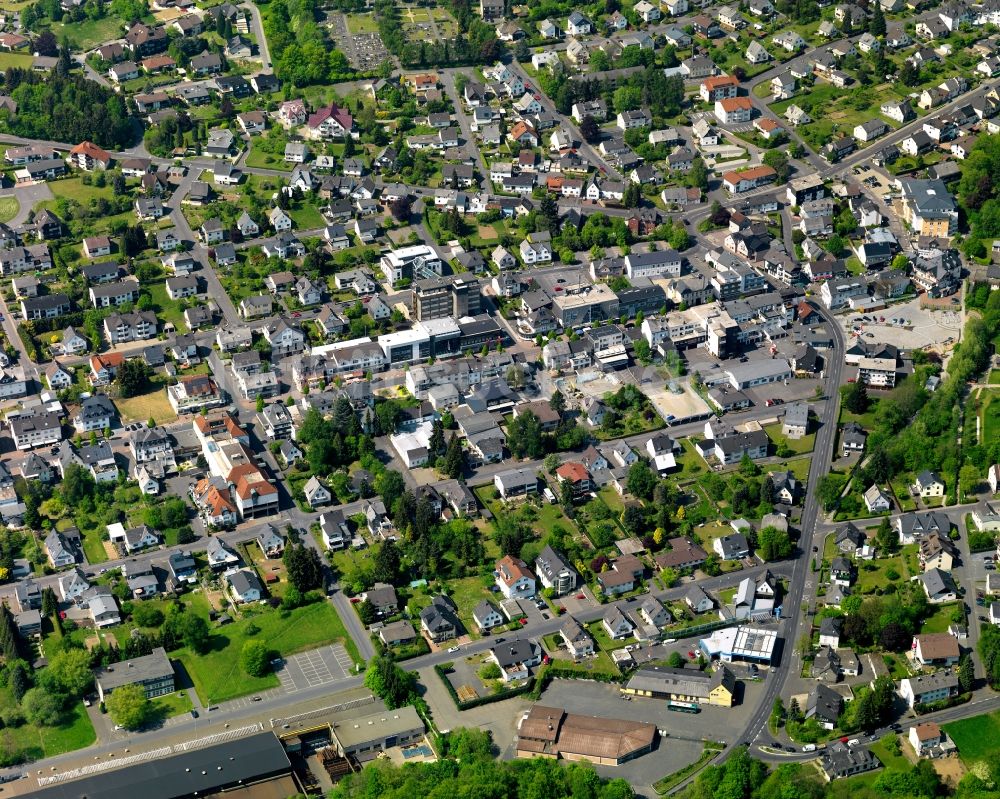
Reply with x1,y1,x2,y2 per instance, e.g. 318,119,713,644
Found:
260,0,352,86
0,69,133,149
958,135,1000,258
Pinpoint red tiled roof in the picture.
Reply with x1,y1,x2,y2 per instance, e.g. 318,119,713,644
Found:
70,141,112,163
556,462,590,484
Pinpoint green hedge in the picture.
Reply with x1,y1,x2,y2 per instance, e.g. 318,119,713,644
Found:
914,692,971,715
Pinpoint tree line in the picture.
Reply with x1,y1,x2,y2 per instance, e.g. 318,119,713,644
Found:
0,69,132,149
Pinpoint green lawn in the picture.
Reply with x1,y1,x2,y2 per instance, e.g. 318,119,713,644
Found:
150,690,194,721
676,437,707,478
0,688,96,762
0,52,34,70
345,13,380,33
47,177,112,205
48,16,124,49
944,711,1000,764
244,146,293,171
920,602,961,634
115,385,178,424
81,529,109,564
146,279,189,333
839,397,881,431
175,600,359,704
988,370,1000,385
981,392,1000,448
0,196,18,223
764,423,816,456
854,555,908,594
598,486,625,513
769,456,813,483
287,202,327,230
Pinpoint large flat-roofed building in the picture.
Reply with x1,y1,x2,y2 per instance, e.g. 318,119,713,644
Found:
94,646,175,701
330,704,425,761
32,731,294,799
700,625,778,664
516,705,657,765
550,283,620,328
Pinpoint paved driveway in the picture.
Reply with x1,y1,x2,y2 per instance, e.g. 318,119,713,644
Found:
8,182,53,226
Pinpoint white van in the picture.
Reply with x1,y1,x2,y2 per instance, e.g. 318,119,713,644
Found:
847,739,861,747
802,744,816,752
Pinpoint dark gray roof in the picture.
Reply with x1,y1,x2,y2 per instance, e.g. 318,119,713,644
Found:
33,732,290,799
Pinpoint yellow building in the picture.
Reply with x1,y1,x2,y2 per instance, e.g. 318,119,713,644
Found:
621,665,736,707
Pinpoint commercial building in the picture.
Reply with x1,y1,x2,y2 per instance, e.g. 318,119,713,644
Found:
94,647,175,701
33,731,295,799
516,705,657,766
330,705,424,761
622,665,736,706
699,626,778,663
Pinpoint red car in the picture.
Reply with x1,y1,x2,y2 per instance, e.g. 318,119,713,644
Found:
350,597,361,604
575,593,585,600
519,617,528,625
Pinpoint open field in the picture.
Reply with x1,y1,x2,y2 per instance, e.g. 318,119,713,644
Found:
944,711,1000,765
0,687,96,763
46,178,112,205
147,279,189,332
980,391,1000,447
48,17,124,49
0,52,34,70
345,13,379,33
115,387,178,424
244,146,293,171
175,600,358,704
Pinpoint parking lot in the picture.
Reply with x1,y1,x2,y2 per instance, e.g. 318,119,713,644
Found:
836,298,963,353
276,645,354,693
328,12,392,70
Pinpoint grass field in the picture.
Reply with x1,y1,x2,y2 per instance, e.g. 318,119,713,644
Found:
0,52,34,70
988,370,1000,385
175,600,358,704
244,147,293,171
48,178,111,205
0,687,96,762
981,392,1000,448
48,17,124,49
0,196,19,224
115,387,178,424
944,711,1000,764
855,554,908,594
147,279,189,333
921,602,961,634
150,690,194,721
287,202,326,230
345,13,379,33
81,528,109,564
764,423,816,455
